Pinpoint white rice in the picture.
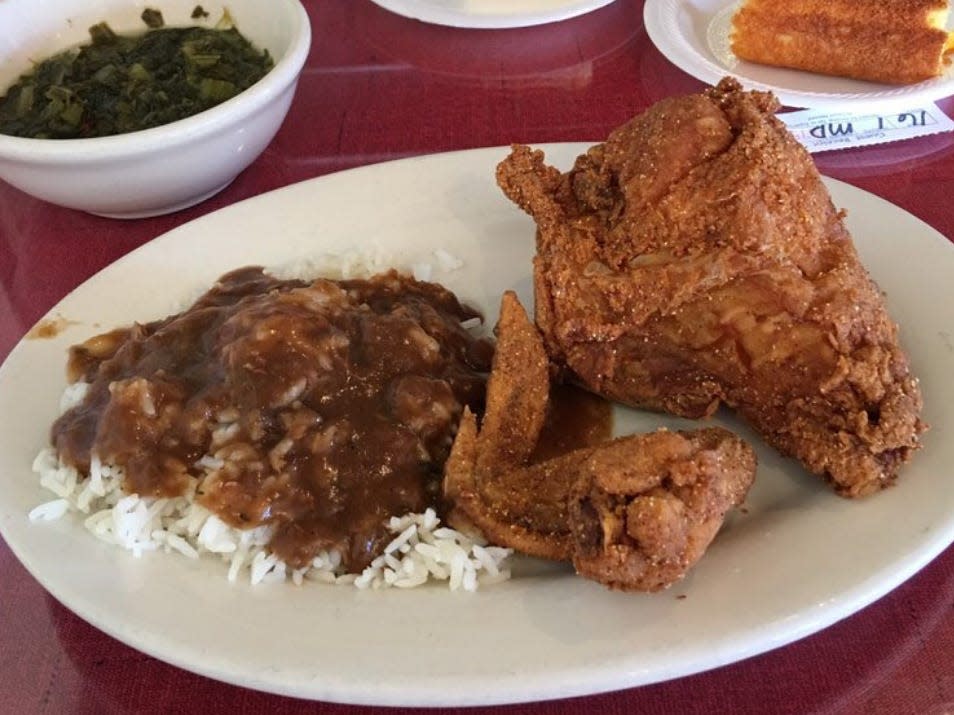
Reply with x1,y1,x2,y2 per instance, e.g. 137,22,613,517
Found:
30,388,511,591
269,244,464,284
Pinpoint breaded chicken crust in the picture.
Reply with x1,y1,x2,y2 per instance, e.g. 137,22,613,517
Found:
496,78,925,497
444,292,756,591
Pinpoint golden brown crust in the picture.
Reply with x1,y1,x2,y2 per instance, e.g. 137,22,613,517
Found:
570,428,756,591
442,293,575,560
444,406,577,560
443,291,758,590
496,78,926,498
474,291,550,476
731,0,951,84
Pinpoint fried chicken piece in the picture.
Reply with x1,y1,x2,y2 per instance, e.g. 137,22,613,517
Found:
569,428,755,591
444,291,574,560
496,77,925,498
446,406,577,560
473,291,550,477
444,292,757,590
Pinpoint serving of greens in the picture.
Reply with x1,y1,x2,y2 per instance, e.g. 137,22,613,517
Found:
0,8,274,139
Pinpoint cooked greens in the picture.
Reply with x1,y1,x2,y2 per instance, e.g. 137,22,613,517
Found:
0,8,273,139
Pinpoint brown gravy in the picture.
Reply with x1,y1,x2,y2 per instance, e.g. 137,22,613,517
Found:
27,315,76,340
52,267,493,571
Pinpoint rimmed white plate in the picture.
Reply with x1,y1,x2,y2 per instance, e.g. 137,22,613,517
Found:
644,0,954,110
0,145,953,706
368,0,616,29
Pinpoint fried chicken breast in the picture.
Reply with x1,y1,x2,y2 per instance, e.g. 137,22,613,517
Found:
496,77,925,497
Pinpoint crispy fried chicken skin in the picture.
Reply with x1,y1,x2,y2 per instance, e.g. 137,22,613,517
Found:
496,77,925,498
569,428,755,591
444,292,756,591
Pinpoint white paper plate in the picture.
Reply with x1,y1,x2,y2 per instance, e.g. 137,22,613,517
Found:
644,0,954,110
1,146,953,706
369,0,616,29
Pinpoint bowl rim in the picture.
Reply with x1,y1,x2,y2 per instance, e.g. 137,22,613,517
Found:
0,0,311,164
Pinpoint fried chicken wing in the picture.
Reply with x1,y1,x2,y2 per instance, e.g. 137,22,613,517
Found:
496,77,925,498
569,428,755,591
444,292,757,590
444,291,574,560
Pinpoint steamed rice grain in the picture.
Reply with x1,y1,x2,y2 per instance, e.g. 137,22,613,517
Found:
30,446,512,591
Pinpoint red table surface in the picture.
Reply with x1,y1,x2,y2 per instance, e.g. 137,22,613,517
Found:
1,1,952,713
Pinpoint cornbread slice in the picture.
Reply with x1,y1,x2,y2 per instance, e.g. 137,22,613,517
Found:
731,0,954,85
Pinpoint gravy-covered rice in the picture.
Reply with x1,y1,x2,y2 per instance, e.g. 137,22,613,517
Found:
29,264,512,590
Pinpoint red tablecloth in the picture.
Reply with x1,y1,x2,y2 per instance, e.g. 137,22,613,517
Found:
1,1,952,712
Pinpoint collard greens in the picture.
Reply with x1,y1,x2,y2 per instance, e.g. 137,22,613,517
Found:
0,9,273,139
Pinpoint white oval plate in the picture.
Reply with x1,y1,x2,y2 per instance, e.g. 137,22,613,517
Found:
0,146,953,706
369,0,616,28
644,0,954,110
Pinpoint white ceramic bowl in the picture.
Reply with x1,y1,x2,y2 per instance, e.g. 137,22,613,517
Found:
0,0,311,218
